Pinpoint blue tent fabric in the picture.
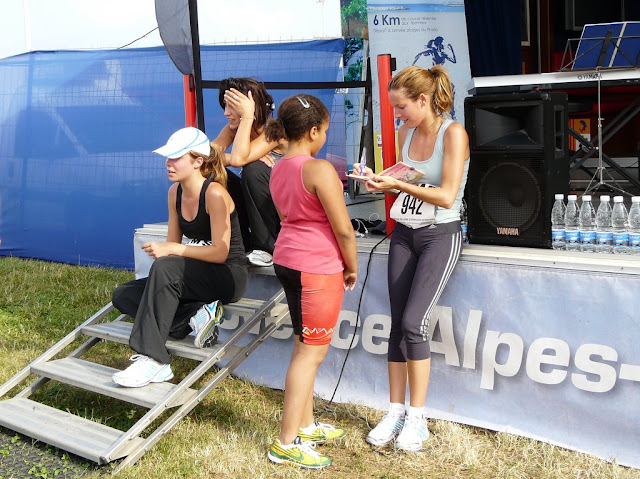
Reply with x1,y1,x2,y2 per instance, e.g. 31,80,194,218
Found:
0,40,347,268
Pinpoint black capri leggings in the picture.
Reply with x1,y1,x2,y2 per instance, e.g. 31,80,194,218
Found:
387,221,462,362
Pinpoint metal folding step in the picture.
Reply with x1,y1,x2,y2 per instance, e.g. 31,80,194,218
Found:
0,397,144,462
32,357,197,409
80,298,287,362
0,288,290,471
81,319,237,362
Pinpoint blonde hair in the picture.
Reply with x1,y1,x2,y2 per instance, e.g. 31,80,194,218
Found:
190,144,228,188
388,65,453,115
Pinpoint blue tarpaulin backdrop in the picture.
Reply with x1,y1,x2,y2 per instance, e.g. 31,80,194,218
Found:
0,40,347,268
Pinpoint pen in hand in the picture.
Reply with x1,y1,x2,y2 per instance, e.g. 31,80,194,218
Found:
359,148,367,176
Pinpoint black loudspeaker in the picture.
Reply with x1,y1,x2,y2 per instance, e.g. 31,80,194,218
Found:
464,92,569,248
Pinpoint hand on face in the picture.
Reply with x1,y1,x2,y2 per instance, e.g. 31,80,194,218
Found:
224,88,255,122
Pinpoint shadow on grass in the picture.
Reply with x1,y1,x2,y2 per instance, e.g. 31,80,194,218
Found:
0,426,103,478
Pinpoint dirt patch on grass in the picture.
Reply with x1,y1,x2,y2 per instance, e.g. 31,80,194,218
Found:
0,427,102,479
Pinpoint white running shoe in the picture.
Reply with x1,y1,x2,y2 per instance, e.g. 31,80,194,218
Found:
247,250,273,267
189,300,223,348
112,354,173,388
393,415,430,451
365,412,405,446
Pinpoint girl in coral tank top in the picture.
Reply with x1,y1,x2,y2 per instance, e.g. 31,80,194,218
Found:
264,94,358,469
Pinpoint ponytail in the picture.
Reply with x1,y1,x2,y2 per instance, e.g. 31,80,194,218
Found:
195,144,228,188
429,65,453,115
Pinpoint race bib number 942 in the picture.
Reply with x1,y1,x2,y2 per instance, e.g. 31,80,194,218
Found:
390,184,436,229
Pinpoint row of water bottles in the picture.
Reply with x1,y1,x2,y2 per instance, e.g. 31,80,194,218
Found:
551,194,640,254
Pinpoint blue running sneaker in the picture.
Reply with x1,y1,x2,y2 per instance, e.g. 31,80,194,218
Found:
189,300,224,348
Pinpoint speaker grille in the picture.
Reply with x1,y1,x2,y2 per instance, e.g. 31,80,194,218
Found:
466,153,556,247
478,162,542,231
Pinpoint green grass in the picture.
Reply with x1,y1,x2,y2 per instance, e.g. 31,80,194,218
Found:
0,256,638,478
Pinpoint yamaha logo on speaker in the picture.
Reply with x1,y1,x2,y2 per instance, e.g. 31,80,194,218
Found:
496,227,520,236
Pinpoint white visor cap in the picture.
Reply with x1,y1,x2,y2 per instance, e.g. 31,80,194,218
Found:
153,127,210,159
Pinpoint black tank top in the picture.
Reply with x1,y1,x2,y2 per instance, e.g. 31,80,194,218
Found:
176,178,246,265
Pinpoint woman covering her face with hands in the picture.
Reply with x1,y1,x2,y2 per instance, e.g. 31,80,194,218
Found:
210,77,286,267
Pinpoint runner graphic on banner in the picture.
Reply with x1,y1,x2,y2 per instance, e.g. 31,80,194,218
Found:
412,34,459,118
413,35,457,67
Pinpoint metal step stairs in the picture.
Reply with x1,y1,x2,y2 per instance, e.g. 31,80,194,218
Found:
0,287,289,473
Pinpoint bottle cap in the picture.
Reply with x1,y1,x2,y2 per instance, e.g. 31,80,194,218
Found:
600,195,610,202
554,194,564,200
567,195,577,201
613,196,624,202
633,197,640,203
582,195,591,201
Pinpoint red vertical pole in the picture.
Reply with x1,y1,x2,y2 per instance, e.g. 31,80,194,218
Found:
183,74,196,128
377,54,396,234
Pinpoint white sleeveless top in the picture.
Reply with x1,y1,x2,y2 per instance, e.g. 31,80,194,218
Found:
400,118,469,225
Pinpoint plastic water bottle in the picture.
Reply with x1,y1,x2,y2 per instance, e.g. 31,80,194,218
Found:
595,195,612,254
628,196,640,255
564,194,580,251
579,195,596,252
460,198,469,244
551,193,566,250
612,196,629,254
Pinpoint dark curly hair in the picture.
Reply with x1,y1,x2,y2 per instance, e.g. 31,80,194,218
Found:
218,77,275,138
264,94,329,143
